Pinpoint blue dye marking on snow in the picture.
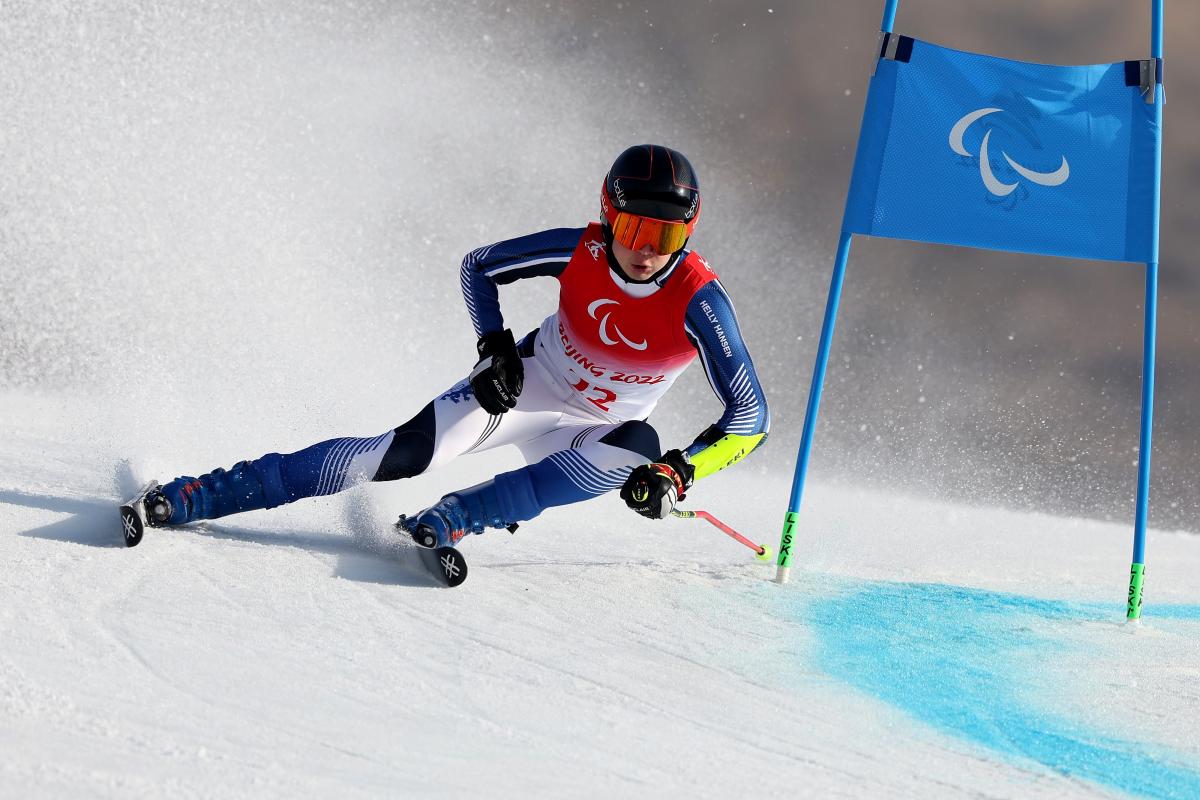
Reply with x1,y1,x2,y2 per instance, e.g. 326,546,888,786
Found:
1150,603,1200,621
800,581,1200,800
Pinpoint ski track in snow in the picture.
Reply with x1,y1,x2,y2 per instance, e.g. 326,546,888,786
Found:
2,394,1199,799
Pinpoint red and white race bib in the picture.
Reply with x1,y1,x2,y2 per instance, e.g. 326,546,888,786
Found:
534,223,717,420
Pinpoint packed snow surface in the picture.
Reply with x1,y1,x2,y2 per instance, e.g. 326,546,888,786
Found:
4,3,1197,797
2,391,1197,799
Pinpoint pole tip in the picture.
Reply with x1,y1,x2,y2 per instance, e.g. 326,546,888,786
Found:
775,566,791,585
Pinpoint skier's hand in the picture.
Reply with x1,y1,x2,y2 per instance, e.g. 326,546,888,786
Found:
620,449,695,520
470,329,524,414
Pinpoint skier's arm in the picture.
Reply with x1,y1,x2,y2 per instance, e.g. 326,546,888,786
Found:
460,228,583,336
620,283,767,520
681,280,770,481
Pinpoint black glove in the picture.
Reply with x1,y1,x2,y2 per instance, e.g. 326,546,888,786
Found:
620,449,696,520
469,329,524,414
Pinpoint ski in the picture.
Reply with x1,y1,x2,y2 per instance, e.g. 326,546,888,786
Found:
395,516,469,587
416,545,469,588
118,480,161,548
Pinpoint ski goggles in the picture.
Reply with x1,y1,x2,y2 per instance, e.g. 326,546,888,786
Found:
607,211,693,255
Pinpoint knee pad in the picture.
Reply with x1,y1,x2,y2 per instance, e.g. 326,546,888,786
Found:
374,402,437,481
599,420,661,461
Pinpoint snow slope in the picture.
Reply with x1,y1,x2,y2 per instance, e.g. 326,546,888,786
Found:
2,391,1198,799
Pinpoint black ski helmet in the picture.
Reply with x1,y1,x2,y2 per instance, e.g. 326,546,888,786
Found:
601,144,701,233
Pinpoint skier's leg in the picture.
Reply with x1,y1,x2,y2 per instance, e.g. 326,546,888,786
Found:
400,419,660,547
156,360,562,525
157,403,448,525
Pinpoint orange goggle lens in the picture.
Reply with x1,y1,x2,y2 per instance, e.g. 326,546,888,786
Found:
609,212,691,256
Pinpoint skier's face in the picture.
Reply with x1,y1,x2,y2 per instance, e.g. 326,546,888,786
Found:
611,238,673,281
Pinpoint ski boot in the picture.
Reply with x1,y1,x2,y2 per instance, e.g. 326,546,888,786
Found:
121,458,289,546
398,484,519,550
157,456,290,525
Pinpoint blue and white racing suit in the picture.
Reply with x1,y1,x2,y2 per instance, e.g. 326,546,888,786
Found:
163,226,769,529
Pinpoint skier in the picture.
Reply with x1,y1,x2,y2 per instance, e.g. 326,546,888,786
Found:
137,144,770,551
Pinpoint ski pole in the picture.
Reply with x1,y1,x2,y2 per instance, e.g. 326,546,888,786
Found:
671,509,774,562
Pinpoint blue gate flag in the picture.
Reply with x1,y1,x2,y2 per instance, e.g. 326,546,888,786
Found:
844,37,1160,263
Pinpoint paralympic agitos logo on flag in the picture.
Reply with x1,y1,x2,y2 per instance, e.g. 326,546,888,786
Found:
949,98,1071,211
845,37,1155,262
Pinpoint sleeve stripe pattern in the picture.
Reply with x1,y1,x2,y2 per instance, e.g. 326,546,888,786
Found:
683,279,770,439
723,364,762,435
460,256,489,335
547,449,634,496
485,256,571,277
459,229,581,337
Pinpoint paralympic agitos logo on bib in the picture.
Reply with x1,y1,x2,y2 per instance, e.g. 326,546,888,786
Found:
949,104,1070,210
588,298,647,351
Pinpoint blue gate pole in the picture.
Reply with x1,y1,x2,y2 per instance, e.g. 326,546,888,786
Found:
774,0,901,584
881,0,900,32
1128,0,1164,620
775,231,853,583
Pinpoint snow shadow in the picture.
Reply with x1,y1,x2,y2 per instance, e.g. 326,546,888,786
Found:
6,490,126,548
5,487,439,586
801,580,1200,800
331,486,445,588
180,522,440,588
